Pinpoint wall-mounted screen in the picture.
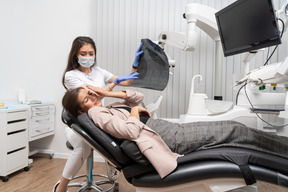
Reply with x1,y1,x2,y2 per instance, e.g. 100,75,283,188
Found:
215,0,281,57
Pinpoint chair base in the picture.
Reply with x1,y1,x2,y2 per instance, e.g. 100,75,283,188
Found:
54,174,119,192
135,178,258,192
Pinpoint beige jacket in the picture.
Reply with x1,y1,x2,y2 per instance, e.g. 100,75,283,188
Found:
88,90,179,178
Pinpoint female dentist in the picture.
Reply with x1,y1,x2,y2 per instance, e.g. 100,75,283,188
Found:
55,36,143,192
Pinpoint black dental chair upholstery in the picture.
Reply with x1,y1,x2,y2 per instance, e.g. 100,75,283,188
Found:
63,111,288,191
60,110,118,192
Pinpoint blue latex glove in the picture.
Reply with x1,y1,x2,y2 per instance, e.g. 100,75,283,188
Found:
113,72,139,84
132,43,144,68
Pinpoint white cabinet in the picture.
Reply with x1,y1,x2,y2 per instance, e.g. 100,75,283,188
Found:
0,107,30,182
28,103,55,141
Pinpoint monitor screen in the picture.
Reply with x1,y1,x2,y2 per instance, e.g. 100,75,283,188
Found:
215,0,281,57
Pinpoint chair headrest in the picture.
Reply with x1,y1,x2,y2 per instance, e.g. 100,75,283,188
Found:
61,109,78,127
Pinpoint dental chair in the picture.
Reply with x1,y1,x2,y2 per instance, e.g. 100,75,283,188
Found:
63,110,288,192
55,110,119,192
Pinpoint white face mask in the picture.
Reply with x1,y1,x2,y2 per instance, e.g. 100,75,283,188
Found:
78,56,95,68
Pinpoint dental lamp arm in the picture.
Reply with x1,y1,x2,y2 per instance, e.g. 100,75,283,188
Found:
158,31,196,51
158,3,223,100
157,3,223,99
157,3,219,52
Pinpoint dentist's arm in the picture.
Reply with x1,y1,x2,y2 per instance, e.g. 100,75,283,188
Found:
113,72,139,85
104,82,117,92
110,43,143,86
104,71,139,91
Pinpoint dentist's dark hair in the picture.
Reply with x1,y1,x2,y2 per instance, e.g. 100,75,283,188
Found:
62,87,84,117
62,36,97,89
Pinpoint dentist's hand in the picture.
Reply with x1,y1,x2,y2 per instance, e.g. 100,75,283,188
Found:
113,72,139,85
132,43,144,69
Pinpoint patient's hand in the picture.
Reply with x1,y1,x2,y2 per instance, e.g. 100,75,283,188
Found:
130,106,151,120
86,85,108,99
138,106,151,118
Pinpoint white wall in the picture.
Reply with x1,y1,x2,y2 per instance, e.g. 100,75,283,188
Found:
0,0,98,158
0,0,287,159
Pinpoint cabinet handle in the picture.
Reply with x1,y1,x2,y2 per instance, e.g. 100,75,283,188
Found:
36,127,51,132
36,118,50,123
35,107,51,111
35,112,50,116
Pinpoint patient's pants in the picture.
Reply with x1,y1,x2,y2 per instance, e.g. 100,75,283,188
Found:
62,127,91,180
146,119,288,159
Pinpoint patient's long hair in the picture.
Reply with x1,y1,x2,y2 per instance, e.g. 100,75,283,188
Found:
62,36,97,89
62,87,84,117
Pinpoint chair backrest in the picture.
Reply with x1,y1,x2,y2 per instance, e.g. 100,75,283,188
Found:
62,111,154,178
71,123,126,169
77,113,132,166
61,110,130,167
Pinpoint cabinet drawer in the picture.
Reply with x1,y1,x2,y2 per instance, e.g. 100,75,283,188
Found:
31,105,55,116
31,109,55,117
30,115,54,128
6,147,28,175
30,122,54,137
7,130,28,152
7,119,28,133
7,110,28,122
28,103,55,141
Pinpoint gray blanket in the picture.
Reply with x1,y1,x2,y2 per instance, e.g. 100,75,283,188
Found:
146,119,288,159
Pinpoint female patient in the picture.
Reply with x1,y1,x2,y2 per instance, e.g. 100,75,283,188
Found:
62,86,288,178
